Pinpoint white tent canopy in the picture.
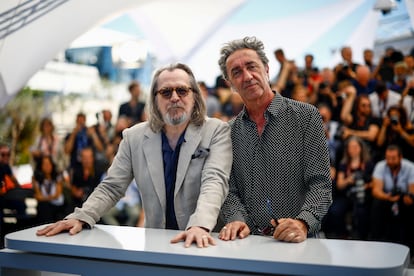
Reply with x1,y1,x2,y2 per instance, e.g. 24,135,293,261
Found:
0,0,142,108
1,0,413,107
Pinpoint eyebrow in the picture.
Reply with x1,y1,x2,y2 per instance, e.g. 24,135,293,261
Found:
230,61,258,74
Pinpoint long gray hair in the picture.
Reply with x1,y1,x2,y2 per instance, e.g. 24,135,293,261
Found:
218,36,269,81
148,63,206,132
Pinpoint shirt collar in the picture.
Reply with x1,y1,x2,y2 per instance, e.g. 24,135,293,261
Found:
240,91,283,120
161,130,187,152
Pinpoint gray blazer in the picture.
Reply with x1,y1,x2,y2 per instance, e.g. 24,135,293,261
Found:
67,117,232,231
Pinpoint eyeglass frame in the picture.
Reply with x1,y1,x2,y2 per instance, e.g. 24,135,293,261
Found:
252,199,279,236
155,86,193,99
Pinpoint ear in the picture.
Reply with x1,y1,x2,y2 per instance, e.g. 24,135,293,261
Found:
265,64,270,76
225,79,231,88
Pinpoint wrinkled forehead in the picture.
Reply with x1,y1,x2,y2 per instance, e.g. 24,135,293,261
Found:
157,69,191,88
226,49,259,67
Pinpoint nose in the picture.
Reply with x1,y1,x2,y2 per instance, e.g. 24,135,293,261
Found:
170,90,180,102
242,68,253,81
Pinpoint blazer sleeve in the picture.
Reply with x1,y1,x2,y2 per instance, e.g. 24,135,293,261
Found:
185,119,232,230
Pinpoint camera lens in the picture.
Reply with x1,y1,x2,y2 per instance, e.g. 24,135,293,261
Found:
390,115,399,125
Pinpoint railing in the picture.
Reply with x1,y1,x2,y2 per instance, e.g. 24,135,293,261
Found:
0,0,70,40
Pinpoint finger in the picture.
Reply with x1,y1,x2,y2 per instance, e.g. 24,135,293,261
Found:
36,224,55,236
238,226,250,239
195,235,205,248
202,235,210,247
288,230,306,243
68,222,84,235
208,236,216,246
292,234,306,243
201,235,216,247
230,227,239,240
44,223,67,237
270,219,279,228
184,232,198,248
170,232,185,244
272,220,288,239
274,225,291,241
218,226,229,240
286,232,296,242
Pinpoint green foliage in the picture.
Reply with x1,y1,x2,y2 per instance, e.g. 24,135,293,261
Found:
0,87,45,165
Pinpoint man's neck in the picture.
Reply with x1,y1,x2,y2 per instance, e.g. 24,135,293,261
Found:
164,123,188,150
245,91,274,122
129,98,138,105
390,165,401,176
245,91,274,135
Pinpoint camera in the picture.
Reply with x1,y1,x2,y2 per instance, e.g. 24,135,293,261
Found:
319,82,328,90
390,186,404,216
347,170,366,204
334,126,344,140
391,186,403,197
353,171,365,204
390,115,399,125
408,88,414,96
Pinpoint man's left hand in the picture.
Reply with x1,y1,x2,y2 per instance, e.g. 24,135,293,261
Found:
170,226,214,248
272,218,308,243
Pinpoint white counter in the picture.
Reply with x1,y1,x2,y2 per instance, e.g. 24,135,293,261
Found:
0,224,411,276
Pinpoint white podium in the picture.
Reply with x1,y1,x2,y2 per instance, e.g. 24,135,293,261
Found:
0,224,411,276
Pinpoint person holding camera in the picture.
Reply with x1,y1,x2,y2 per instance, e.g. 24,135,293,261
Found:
64,112,104,170
370,145,414,255
334,46,359,82
376,105,414,162
323,136,374,239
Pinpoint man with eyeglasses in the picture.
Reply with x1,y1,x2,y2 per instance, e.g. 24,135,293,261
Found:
217,37,332,243
37,63,233,248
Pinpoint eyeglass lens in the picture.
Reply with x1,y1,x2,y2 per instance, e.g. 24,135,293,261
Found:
157,87,191,99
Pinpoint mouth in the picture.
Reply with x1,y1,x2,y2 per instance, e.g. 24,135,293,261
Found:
168,106,183,111
244,82,257,90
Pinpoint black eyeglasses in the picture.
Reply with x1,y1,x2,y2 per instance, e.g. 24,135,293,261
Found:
156,86,192,99
255,199,279,236
0,152,10,157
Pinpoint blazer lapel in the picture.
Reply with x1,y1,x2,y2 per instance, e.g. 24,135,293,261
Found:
175,123,201,195
143,128,166,210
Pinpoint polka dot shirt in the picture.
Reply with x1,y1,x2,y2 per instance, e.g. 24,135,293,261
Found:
221,92,332,235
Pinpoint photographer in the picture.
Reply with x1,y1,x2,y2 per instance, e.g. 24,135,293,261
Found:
376,105,414,162
323,136,374,239
370,145,414,255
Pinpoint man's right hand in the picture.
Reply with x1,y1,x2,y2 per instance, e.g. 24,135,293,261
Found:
36,219,85,237
218,221,251,241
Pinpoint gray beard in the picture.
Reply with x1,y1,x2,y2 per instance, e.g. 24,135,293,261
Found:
164,111,188,126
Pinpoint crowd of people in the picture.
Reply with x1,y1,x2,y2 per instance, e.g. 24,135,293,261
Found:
265,45,414,251
1,37,413,257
